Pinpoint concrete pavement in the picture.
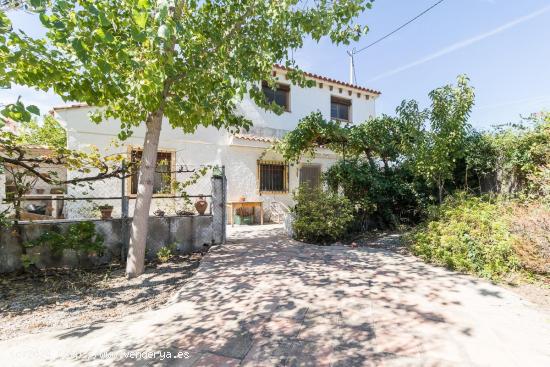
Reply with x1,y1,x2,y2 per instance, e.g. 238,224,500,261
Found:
1,224,549,366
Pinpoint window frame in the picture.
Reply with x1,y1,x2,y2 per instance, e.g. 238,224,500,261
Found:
127,146,176,197
257,160,289,195
262,81,291,112
330,96,352,122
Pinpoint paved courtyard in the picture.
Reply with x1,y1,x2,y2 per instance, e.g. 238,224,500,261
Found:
1,224,550,366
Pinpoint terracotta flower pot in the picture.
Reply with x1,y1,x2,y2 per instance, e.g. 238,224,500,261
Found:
195,196,208,215
100,207,113,219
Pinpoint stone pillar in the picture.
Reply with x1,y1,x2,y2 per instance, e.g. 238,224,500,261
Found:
211,169,226,245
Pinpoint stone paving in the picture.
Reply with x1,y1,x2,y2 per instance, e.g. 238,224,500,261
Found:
1,224,550,366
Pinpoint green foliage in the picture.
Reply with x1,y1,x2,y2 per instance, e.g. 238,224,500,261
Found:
292,186,354,244
463,130,498,185
412,75,475,202
491,115,550,198
156,242,176,263
325,160,430,228
1,0,375,138
407,193,519,280
18,115,67,148
274,112,348,162
0,97,40,124
24,221,104,257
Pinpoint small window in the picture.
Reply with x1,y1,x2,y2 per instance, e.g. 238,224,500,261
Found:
258,161,288,193
262,81,290,111
331,96,351,122
130,149,174,195
299,165,321,189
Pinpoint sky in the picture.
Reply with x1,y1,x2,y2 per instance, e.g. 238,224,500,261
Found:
2,0,550,130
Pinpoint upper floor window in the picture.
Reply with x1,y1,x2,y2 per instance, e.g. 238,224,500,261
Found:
257,160,288,193
262,81,290,111
130,148,175,195
331,96,351,122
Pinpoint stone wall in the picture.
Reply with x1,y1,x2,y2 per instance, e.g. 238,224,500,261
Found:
0,215,216,273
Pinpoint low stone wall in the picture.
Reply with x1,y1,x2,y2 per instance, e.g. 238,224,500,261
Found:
0,215,215,273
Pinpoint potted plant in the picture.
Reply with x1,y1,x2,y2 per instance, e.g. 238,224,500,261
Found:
154,208,165,217
176,209,195,216
194,195,208,215
235,206,254,225
98,204,113,219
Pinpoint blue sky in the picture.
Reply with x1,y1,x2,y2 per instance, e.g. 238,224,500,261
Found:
2,0,550,130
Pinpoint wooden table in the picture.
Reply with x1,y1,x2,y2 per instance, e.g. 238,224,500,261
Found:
227,201,263,226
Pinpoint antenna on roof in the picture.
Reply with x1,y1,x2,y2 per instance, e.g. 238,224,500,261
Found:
347,48,357,84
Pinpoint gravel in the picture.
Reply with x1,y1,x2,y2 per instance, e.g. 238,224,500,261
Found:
0,253,204,341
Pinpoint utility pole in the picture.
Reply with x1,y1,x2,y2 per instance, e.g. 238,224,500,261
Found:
347,48,356,84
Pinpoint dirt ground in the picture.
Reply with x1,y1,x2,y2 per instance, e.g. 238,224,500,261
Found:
0,253,204,341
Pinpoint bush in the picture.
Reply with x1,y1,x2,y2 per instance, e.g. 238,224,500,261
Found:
292,186,354,244
406,193,519,280
325,160,431,229
156,243,177,263
24,221,104,257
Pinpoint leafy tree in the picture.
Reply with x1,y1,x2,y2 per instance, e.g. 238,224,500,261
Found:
1,0,375,277
413,75,475,203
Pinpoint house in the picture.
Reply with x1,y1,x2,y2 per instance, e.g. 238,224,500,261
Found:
53,65,380,222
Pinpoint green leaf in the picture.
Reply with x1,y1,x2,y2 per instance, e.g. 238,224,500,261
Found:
38,12,49,26
132,10,148,29
0,11,11,32
137,0,149,9
26,105,40,115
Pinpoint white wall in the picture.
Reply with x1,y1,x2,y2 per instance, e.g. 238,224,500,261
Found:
55,68,378,221
237,68,377,131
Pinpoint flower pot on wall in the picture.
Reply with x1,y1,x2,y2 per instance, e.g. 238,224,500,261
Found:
99,207,113,220
195,195,208,215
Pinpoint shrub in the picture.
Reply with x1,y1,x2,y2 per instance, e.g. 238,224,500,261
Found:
406,193,519,280
291,186,354,244
325,159,431,229
24,221,104,257
156,243,177,263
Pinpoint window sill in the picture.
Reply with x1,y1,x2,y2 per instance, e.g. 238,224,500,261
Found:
259,191,289,195
331,117,351,123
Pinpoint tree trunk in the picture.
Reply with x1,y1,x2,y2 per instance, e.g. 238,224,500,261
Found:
126,111,163,278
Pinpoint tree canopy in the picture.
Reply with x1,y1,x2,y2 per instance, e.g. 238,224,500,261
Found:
1,0,374,139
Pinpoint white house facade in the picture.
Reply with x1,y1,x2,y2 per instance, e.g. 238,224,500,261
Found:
53,65,380,222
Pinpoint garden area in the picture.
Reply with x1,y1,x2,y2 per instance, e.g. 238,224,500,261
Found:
277,75,549,289
0,245,205,340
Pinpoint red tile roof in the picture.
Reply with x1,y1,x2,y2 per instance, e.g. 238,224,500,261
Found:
233,133,277,143
274,64,381,95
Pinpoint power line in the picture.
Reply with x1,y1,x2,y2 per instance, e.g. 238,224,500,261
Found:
354,0,447,55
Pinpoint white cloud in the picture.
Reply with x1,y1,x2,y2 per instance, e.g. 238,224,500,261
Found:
367,5,550,82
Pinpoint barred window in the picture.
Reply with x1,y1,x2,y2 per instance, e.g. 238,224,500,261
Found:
299,165,321,189
130,149,175,195
258,161,288,193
